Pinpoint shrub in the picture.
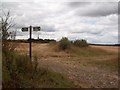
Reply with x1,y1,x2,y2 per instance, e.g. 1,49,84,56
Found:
59,37,70,50
74,39,88,47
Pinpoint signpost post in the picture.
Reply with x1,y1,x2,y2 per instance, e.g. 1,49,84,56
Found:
29,26,32,61
21,26,40,62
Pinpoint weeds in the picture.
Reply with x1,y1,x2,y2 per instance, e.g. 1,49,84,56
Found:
2,50,74,88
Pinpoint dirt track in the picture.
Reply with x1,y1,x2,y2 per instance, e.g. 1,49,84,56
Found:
16,43,118,88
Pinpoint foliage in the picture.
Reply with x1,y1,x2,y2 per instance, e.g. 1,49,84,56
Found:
27,38,56,43
58,37,70,50
2,50,74,88
58,38,88,50
0,11,16,52
1,12,74,88
73,39,88,47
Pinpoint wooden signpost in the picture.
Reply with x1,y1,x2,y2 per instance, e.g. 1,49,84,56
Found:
21,26,41,61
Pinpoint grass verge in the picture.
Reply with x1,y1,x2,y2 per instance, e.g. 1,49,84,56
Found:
2,50,74,88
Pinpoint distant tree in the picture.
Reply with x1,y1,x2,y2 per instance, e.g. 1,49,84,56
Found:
74,39,88,47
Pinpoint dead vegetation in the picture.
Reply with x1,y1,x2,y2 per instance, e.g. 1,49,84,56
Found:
15,42,118,88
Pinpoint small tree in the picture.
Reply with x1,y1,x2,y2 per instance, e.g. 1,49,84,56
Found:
0,11,15,52
59,37,70,50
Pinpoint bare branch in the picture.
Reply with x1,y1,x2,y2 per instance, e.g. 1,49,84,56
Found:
1,11,15,40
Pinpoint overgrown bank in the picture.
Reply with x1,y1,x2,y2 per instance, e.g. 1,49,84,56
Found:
2,50,74,88
1,11,75,88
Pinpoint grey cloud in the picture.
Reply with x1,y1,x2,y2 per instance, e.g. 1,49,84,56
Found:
71,29,102,35
118,2,120,14
2,2,118,44
13,24,25,29
16,31,24,36
1,2,20,9
41,25,56,32
2,0,119,3
73,2,118,17
69,2,91,8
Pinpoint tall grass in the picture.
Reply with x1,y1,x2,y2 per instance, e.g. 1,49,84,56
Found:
2,50,74,88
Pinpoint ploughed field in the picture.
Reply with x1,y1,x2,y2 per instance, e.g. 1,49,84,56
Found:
16,43,118,88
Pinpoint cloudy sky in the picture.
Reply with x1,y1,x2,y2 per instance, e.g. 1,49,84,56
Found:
1,0,119,44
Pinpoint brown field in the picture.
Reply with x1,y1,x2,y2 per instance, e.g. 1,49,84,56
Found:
15,43,118,88
90,45,118,53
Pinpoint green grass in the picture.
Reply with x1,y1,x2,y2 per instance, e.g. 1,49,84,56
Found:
87,58,118,72
15,68,74,88
2,50,74,88
36,68,74,88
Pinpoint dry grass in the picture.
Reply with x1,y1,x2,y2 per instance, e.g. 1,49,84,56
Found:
15,42,118,88
90,45,119,53
3,46,75,88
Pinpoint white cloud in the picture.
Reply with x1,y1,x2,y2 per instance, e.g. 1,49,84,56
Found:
96,14,118,25
1,2,118,44
1,0,119,2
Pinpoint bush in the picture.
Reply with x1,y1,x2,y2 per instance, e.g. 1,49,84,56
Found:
74,39,88,47
59,37,70,50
